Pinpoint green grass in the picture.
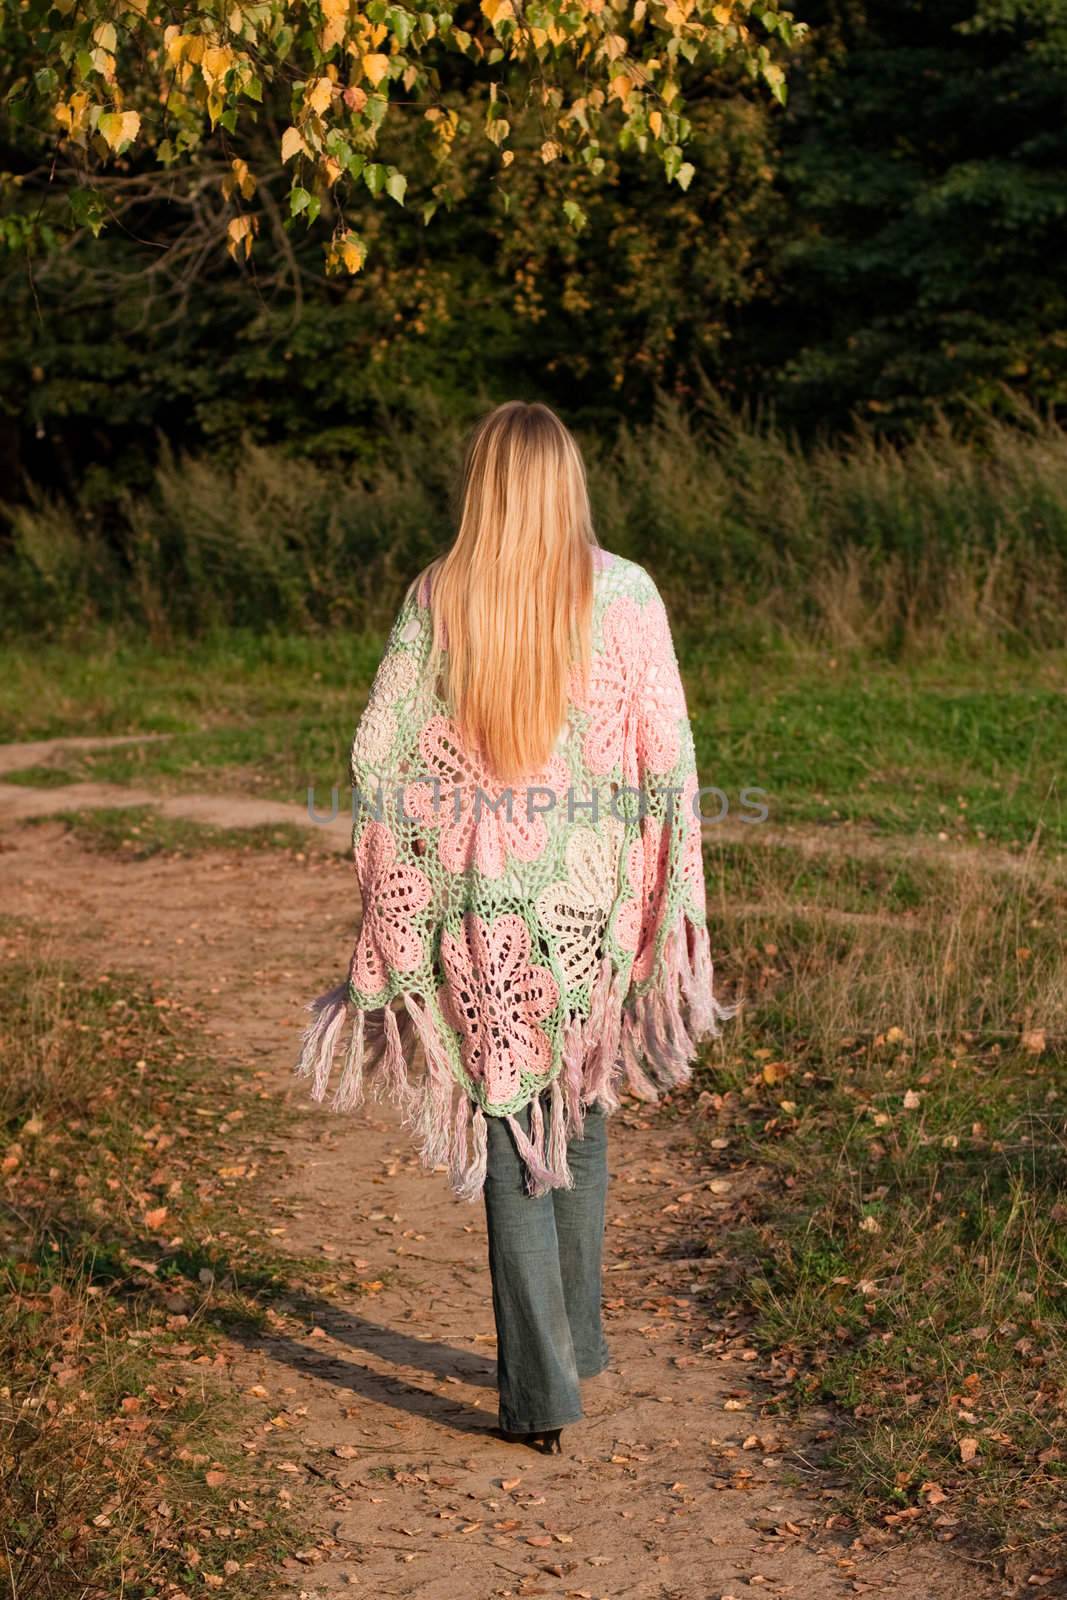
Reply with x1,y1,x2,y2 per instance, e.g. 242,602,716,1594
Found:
0,765,82,788
37,805,325,860
693,655,1065,847
0,931,326,1597
1,632,1064,849
692,841,1067,1567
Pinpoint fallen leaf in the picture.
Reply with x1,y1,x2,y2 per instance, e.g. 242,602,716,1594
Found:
959,1437,979,1463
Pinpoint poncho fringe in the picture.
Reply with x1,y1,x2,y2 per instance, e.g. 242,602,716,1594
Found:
295,911,737,1202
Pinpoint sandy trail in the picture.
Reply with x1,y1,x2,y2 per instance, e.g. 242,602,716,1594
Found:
0,739,1055,883
0,793,1007,1599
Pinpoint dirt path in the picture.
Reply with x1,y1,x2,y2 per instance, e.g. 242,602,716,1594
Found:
1,741,1057,883
0,805,1008,1599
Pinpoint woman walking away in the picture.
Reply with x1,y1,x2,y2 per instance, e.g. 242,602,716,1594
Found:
295,400,736,1455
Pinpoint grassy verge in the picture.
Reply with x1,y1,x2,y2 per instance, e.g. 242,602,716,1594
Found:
1,634,1064,850
34,806,326,861
696,837,1067,1573
0,921,305,1598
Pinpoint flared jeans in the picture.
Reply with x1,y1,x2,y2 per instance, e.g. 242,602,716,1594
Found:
482,1092,611,1433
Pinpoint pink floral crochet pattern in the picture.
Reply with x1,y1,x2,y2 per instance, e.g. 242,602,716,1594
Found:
573,593,684,777
627,819,672,984
406,715,569,879
636,595,685,775
350,821,432,995
439,912,560,1105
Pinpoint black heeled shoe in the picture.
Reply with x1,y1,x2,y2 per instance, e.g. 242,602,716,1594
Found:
496,1425,564,1454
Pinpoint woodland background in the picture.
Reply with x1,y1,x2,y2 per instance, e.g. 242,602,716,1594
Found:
2,0,1067,566
0,2,1065,1595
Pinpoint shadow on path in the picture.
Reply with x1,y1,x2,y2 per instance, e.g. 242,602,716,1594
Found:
227,1298,498,1438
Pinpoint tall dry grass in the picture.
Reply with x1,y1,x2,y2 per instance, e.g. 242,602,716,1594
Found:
3,398,1066,649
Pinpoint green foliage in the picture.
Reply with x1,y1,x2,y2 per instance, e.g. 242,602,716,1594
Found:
0,0,800,271
760,0,1067,427
2,1,1065,476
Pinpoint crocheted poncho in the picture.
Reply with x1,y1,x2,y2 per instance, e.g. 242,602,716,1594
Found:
295,547,735,1200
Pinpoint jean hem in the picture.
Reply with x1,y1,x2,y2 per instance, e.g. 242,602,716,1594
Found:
499,1408,584,1433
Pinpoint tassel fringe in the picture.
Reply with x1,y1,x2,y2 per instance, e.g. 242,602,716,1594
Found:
293,914,736,1204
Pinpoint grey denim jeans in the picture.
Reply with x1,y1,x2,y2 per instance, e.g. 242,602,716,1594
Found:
482,1092,611,1433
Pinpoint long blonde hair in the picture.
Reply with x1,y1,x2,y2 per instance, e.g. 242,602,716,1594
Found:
421,401,596,783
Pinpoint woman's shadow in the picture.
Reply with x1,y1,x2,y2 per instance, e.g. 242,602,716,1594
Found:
225,1292,499,1438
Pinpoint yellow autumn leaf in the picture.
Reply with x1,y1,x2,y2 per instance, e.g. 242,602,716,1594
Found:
648,108,662,137
481,0,514,22
609,73,633,103
97,109,140,150
143,1206,168,1230
281,125,308,163
93,20,117,53
231,156,256,200
320,0,348,51
339,236,365,272
327,230,367,274
200,45,234,89
226,213,256,261
361,52,390,86
307,76,334,115
540,140,561,163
